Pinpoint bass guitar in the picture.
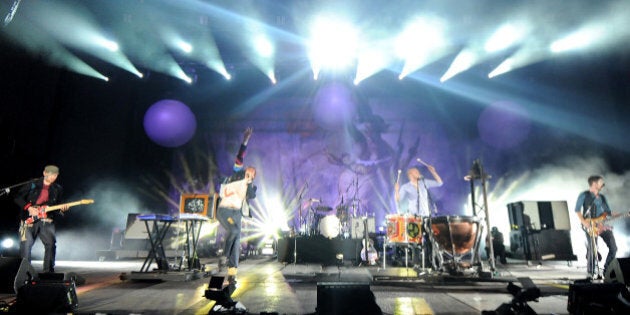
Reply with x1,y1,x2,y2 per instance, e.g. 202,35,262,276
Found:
582,211,630,236
25,199,94,224
360,238,378,265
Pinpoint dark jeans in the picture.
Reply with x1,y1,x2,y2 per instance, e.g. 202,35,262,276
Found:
217,207,243,268
585,229,617,275
20,221,56,272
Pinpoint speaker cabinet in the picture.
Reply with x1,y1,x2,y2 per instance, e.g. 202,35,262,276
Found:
508,201,571,231
0,257,36,294
605,257,630,285
15,278,78,313
316,282,381,315
568,281,627,315
509,229,576,261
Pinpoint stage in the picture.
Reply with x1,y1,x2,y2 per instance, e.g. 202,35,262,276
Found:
1,253,619,315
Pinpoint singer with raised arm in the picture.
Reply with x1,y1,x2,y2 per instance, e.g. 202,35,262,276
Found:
216,127,257,285
394,160,443,216
575,175,621,278
13,165,70,273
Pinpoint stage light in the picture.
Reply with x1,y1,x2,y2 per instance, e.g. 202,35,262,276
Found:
1,237,15,249
254,36,274,58
308,15,358,73
440,50,477,82
484,23,524,53
488,58,514,78
261,238,275,256
354,48,390,85
96,37,119,52
267,71,277,84
550,26,602,53
395,16,448,79
175,40,193,54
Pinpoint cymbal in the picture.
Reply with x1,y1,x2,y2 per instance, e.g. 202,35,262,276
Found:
314,206,332,212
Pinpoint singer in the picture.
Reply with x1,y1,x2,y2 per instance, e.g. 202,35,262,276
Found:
394,162,443,216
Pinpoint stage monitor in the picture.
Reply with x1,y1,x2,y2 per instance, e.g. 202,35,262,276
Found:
180,194,209,217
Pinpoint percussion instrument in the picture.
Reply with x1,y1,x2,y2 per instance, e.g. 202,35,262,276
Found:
336,205,349,222
430,215,479,255
385,214,423,244
319,215,340,239
429,215,481,271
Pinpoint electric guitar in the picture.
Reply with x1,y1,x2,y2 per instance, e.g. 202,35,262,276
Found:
24,199,94,224
582,211,630,236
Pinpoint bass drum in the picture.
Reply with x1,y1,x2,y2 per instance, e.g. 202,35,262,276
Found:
319,215,340,239
386,214,423,244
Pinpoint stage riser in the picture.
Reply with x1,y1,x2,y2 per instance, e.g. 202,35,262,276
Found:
277,236,362,265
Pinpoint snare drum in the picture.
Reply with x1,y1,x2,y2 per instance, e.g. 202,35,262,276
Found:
319,215,340,239
386,214,423,244
430,215,479,255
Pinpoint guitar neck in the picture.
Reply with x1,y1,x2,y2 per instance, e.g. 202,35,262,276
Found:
588,211,630,224
44,199,94,212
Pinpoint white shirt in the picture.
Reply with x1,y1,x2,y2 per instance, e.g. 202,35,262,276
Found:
398,178,442,216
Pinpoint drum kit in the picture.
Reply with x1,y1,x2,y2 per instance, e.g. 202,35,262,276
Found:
300,204,483,273
384,213,483,275
305,203,362,239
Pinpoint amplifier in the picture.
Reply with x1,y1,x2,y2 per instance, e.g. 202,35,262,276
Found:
14,278,78,313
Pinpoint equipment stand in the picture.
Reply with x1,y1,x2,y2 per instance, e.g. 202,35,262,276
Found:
465,159,495,272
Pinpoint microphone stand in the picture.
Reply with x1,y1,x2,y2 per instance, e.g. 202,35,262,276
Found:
584,199,600,279
294,183,306,266
421,177,437,271
0,177,41,197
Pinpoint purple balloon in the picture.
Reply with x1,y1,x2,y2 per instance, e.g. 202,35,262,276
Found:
143,99,197,147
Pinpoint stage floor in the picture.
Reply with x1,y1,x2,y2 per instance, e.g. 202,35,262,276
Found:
0,255,595,314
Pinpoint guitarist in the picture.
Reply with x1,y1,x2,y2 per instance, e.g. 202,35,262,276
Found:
13,165,69,273
575,175,617,278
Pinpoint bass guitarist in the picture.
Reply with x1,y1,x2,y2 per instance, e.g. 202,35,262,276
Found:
14,165,69,273
575,175,619,278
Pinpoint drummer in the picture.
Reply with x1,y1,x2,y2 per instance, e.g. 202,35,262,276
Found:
394,164,443,268
394,164,443,217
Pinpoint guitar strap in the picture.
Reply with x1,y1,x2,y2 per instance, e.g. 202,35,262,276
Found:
582,191,598,219
583,191,612,222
